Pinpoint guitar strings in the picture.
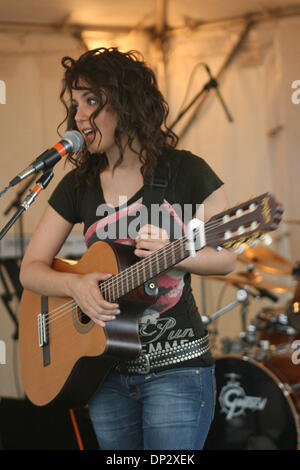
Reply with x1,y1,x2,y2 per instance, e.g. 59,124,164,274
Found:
44,215,253,333
44,244,237,332
45,239,213,330
45,236,187,329
43,215,227,327
43,212,253,330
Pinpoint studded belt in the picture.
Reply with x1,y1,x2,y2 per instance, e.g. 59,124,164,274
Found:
114,334,211,375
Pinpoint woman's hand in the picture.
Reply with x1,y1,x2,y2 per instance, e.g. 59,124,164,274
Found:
69,272,120,327
134,224,170,258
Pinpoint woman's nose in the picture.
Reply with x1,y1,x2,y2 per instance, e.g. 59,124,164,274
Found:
75,105,90,122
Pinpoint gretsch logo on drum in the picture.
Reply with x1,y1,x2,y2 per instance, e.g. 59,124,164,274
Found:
291,340,300,364
219,373,267,420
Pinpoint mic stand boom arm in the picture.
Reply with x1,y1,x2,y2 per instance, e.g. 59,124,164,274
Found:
0,169,54,242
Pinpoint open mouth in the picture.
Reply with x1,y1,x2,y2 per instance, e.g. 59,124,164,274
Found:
82,128,96,142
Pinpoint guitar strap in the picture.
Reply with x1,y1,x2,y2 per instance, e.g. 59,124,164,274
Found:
141,160,170,226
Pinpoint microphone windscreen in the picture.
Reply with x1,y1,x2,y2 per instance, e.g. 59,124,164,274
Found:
63,130,84,152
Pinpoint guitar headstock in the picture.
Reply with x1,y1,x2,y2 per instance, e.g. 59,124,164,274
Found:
205,193,284,250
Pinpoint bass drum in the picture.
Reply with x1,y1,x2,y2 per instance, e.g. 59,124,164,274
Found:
204,355,300,450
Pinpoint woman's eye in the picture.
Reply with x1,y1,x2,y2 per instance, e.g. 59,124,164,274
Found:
87,97,98,106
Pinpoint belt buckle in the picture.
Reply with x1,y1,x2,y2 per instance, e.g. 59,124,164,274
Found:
140,353,151,374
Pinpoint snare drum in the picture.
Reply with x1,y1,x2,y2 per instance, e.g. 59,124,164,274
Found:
204,354,300,450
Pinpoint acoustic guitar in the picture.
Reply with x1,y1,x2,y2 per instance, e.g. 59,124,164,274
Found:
19,193,283,408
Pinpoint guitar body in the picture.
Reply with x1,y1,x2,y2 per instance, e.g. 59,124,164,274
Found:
19,241,158,408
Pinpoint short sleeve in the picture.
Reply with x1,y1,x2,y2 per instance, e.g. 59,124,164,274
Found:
181,151,223,204
48,170,83,224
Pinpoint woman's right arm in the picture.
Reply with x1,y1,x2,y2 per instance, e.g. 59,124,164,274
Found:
20,205,120,327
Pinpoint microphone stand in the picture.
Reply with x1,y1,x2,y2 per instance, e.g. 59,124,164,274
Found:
3,174,37,259
203,64,234,123
170,66,233,130
170,65,233,319
0,167,56,347
0,169,54,242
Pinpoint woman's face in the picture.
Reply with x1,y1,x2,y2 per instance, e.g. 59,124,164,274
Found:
71,78,119,155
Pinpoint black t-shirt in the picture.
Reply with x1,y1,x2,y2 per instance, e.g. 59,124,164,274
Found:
48,147,223,370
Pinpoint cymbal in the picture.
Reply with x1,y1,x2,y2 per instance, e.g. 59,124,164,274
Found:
238,246,293,275
208,270,295,293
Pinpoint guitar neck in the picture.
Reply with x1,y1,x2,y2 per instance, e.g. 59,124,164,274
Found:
98,192,284,302
100,235,192,302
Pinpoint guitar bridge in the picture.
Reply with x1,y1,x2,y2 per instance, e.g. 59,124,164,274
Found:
38,313,48,347
38,296,50,366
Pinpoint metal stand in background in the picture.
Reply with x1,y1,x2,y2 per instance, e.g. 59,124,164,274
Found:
0,170,54,338
2,174,37,259
0,263,19,339
169,70,234,130
168,28,244,317
0,174,36,339
201,283,278,354
202,288,250,335
173,20,254,140
0,170,54,243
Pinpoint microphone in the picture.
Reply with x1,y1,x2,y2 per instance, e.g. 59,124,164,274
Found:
203,64,234,123
8,130,83,188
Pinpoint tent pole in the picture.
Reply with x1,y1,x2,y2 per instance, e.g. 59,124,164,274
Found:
153,0,168,96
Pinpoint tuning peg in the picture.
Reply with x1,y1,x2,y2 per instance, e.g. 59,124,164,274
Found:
234,243,245,254
247,239,260,248
260,234,272,246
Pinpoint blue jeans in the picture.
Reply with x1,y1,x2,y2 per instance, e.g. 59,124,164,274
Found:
88,365,215,450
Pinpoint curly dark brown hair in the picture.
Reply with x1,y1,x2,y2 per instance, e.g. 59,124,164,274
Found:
58,47,178,186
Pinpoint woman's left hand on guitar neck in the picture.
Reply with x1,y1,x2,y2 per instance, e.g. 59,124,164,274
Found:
134,222,236,276
134,224,170,258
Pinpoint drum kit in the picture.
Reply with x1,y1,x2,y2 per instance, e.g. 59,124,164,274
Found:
203,244,300,450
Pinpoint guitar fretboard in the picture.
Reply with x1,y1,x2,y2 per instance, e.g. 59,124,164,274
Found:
100,235,191,302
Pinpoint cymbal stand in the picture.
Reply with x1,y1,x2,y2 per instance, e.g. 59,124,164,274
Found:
202,288,250,334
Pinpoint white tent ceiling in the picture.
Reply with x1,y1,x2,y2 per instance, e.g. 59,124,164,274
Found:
0,0,300,30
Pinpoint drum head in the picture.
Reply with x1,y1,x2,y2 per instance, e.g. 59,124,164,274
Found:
204,355,299,450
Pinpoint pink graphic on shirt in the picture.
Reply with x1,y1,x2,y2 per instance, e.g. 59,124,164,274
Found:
144,267,185,316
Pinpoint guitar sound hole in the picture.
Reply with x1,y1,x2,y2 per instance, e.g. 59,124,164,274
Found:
77,308,91,325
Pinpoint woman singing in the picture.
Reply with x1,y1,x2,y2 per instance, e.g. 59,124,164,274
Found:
20,47,236,450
